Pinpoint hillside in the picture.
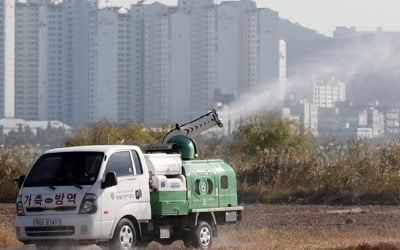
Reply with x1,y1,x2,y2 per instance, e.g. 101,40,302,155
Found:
279,18,328,41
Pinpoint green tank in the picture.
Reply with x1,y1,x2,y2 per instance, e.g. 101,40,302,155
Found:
150,159,238,216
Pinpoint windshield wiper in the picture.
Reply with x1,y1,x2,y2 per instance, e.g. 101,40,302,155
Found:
73,184,83,189
63,180,83,189
41,179,56,190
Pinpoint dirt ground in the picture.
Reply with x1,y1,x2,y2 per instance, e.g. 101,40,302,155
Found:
3,203,400,249
241,203,400,230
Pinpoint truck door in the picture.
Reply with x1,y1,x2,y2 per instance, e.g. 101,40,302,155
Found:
191,172,218,208
218,175,231,207
130,149,151,217
101,150,150,237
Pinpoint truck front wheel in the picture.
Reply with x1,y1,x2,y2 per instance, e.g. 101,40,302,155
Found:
110,218,138,250
184,220,213,249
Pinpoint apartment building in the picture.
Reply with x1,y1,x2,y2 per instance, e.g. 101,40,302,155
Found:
241,8,279,94
2,0,15,118
168,12,191,123
14,0,97,126
87,6,131,123
313,78,346,108
14,0,65,122
179,0,216,119
131,3,171,125
216,0,256,98
131,2,192,125
258,8,279,86
14,1,41,121
67,0,98,126
5,0,282,127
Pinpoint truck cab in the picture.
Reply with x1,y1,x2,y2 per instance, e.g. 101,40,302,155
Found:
16,145,151,249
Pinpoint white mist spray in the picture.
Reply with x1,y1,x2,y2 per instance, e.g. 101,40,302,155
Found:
224,34,400,127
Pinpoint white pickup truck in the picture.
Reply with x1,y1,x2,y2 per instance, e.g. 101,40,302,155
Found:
16,145,152,249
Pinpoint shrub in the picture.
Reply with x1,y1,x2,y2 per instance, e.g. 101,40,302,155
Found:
200,113,400,204
64,120,168,148
0,146,41,202
231,112,314,157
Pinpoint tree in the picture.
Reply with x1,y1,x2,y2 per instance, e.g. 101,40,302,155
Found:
231,112,314,157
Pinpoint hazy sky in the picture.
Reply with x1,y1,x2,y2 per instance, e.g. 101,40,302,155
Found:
110,0,400,36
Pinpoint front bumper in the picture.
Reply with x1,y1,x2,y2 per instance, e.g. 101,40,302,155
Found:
15,214,104,243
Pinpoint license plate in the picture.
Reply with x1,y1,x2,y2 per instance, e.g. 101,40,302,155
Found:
33,219,61,227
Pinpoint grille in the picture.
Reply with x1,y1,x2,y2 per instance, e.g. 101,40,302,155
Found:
25,226,75,237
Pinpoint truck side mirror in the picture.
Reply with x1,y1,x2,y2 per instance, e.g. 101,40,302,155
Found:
102,172,117,189
15,175,26,189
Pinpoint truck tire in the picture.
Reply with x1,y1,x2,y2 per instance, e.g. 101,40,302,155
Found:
110,218,138,250
185,221,213,249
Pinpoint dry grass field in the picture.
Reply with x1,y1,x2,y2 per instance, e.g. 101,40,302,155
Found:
0,203,20,248
3,203,400,249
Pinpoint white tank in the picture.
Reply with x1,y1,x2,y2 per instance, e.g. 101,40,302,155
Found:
151,175,186,192
144,153,182,176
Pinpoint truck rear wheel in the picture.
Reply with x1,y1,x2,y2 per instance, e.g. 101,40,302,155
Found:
110,218,138,250
184,220,213,249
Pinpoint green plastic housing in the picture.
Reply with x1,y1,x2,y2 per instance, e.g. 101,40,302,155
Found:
149,159,238,216
183,159,238,209
165,135,197,160
150,191,189,216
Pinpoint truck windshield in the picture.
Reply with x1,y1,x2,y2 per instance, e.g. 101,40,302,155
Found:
24,152,104,187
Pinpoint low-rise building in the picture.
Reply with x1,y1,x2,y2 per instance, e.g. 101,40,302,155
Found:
313,77,346,108
281,99,318,136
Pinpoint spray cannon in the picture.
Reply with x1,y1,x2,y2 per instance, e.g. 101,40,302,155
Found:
146,110,223,160
162,109,223,143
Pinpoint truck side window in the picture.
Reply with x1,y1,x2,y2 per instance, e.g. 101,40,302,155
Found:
221,175,229,189
106,151,133,177
131,150,143,175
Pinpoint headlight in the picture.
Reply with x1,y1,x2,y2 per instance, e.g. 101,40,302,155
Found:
16,195,25,216
79,193,97,214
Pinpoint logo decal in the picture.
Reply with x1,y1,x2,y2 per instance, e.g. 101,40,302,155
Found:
200,181,207,193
